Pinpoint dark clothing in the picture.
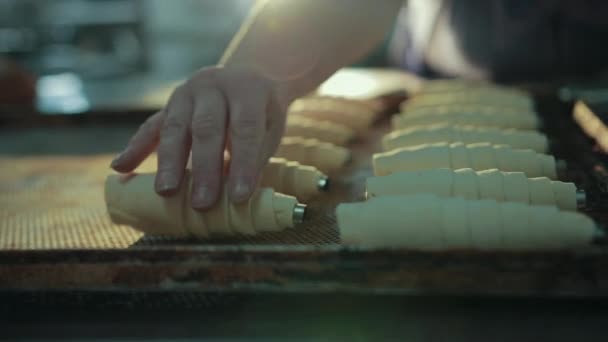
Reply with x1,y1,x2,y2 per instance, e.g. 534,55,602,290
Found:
389,0,608,81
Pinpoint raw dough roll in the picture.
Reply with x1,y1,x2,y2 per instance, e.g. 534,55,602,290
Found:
373,142,556,179
275,137,351,174
337,194,595,250
289,96,377,133
417,80,522,94
289,111,372,133
104,172,304,238
366,168,578,210
285,115,355,146
260,157,329,201
392,110,539,130
290,97,377,122
402,90,534,110
400,104,537,119
383,124,548,152
303,95,383,113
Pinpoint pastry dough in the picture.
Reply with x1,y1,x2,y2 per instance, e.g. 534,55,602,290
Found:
290,96,377,123
400,104,537,119
402,90,534,110
260,157,328,200
289,111,372,133
392,110,539,130
275,137,351,174
418,80,524,95
373,142,557,179
285,115,355,146
288,97,377,133
366,168,578,210
383,124,548,152
337,194,595,250
105,171,302,238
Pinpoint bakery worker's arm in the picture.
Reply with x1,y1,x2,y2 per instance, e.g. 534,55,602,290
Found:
110,0,401,210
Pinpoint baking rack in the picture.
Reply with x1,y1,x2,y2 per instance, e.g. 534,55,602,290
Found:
1,91,608,298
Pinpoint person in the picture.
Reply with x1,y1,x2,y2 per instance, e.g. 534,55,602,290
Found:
110,0,608,210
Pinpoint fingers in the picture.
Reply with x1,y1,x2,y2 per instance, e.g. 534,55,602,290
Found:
262,106,287,162
190,89,228,210
155,84,193,196
227,94,267,203
111,111,163,173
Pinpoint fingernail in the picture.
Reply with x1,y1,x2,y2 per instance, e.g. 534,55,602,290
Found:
155,172,179,195
230,177,252,203
110,152,125,168
192,185,215,210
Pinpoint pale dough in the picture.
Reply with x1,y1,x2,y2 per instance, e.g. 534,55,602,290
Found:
285,115,355,146
449,142,470,169
260,157,327,200
402,90,534,110
337,194,595,250
476,169,505,201
275,137,351,174
499,201,533,249
365,168,454,199
392,111,538,130
105,172,299,237
440,197,469,249
337,194,443,249
400,104,537,118
373,142,557,178
383,124,548,152
466,143,497,171
528,177,556,206
452,168,479,200
417,80,527,97
468,198,502,249
289,97,376,132
501,171,531,204
365,168,578,211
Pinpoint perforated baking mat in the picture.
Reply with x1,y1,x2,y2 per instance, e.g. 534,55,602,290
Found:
2,98,608,296
0,125,381,249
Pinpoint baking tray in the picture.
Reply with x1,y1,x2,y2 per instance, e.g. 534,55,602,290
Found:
2,92,608,297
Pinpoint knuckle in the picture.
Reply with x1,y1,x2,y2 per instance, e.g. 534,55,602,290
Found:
174,82,190,96
140,114,160,132
232,113,263,138
187,69,216,89
191,113,223,141
161,115,188,136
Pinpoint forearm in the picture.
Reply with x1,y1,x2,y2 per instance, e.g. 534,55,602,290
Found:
220,0,402,100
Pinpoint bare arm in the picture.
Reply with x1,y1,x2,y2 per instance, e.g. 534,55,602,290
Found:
111,0,401,210
222,0,402,99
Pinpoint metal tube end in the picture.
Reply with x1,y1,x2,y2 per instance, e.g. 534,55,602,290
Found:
293,203,307,224
576,189,587,208
317,176,330,191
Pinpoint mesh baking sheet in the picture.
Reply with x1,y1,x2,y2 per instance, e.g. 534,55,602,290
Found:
0,128,380,249
4,97,608,296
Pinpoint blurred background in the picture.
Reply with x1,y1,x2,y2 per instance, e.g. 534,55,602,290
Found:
0,0,255,113
0,0,391,116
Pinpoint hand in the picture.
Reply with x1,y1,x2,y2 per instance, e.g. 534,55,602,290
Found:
111,67,291,210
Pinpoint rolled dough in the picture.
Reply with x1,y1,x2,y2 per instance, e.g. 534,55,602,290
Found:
285,115,355,146
383,124,548,152
337,194,595,250
365,168,578,210
260,157,328,201
105,172,299,238
373,142,556,179
275,137,351,174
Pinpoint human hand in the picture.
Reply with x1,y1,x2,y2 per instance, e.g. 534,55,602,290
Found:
111,67,292,210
